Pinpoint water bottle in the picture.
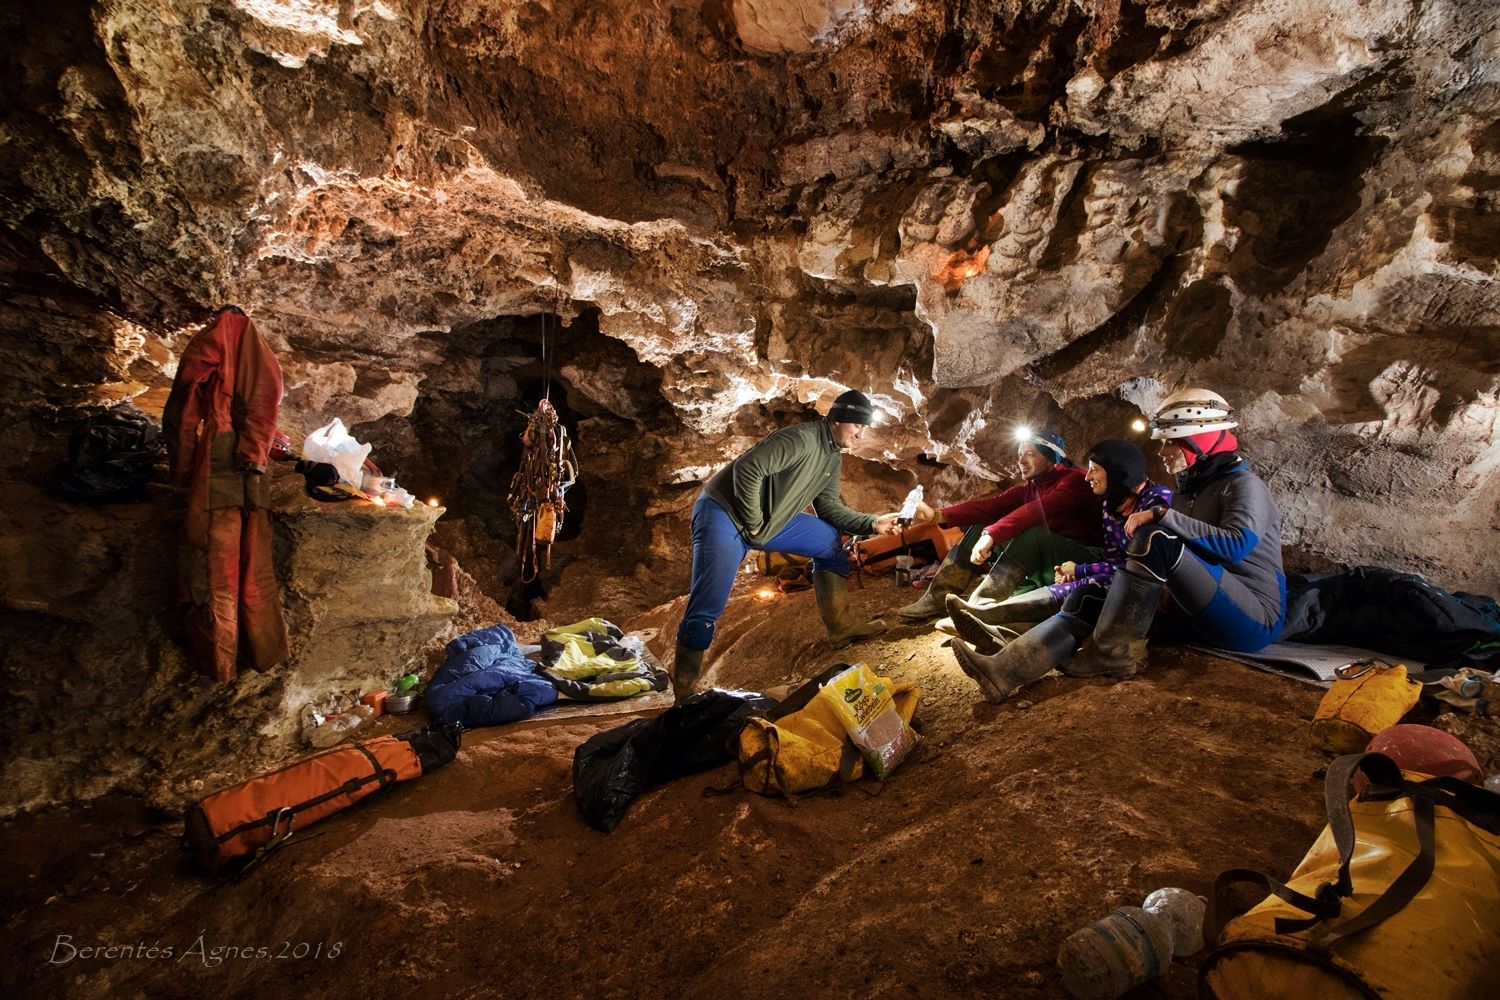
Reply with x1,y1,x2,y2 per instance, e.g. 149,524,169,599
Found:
1057,888,1205,1000
897,485,924,525
304,704,374,749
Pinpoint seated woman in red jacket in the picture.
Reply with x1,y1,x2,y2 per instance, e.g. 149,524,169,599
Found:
896,428,1104,622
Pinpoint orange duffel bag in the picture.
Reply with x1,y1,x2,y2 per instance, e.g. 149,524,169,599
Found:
183,725,461,875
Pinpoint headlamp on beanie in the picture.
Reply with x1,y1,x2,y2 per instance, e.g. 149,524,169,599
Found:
1013,426,1067,464
827,389,875,426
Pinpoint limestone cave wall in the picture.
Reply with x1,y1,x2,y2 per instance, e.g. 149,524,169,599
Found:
1,1,1498,811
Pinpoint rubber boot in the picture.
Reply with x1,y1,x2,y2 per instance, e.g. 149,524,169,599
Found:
1063,569,1163,679
895,556,980,622
956,558,1028,610
813,571,887,648
952,614,1089,704
672,642,705,701
945,587,1062,628
946,601,1022,655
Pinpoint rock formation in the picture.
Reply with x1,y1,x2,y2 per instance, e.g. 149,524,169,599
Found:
1,1,1498,808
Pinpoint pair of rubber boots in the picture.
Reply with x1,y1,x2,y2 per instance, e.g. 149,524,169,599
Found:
898,554,1063,635
952,569,1163,704
897,556,1030,622
672,571,885,700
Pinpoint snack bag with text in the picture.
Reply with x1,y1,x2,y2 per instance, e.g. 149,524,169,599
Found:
822,663,921,780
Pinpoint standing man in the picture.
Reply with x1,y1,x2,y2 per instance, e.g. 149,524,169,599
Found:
674,389,901,698
896,428,1103,622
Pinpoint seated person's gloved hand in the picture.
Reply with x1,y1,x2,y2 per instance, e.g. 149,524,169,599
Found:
969,533,995,565
911,500,938,524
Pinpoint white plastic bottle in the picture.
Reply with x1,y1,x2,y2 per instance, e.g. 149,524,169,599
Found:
897,485,924,523
305,704,374,749
1057,888,1205,1000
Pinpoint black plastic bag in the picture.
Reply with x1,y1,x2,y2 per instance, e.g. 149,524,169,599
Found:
57,403,166,503
572,689,774,832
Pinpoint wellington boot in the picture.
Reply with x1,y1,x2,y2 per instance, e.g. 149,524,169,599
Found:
672,642,705,701
813,571,887,648
947,603,1022,655
963,558,1028,608
952,614,1088,704
945,587,1062,628
1063,569,1163,679
896,558,980,622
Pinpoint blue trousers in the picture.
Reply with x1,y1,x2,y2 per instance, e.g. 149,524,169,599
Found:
1125,524,1286,652
677,495,849,652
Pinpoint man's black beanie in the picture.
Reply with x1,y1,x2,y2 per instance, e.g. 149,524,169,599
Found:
827,389,875,425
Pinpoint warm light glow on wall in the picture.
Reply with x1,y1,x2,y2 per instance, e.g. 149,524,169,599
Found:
935,246,991,293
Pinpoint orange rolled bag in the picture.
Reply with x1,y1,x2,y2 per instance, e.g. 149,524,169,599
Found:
183,725,461,875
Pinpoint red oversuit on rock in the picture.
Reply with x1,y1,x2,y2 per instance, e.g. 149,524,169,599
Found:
163,308,289,682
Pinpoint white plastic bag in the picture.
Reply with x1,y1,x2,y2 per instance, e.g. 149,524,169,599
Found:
303,418,371,487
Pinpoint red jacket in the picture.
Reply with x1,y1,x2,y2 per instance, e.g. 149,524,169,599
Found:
941,465,1103,547
165,310,283,497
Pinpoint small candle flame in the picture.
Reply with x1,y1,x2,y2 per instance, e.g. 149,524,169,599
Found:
428,498,440,507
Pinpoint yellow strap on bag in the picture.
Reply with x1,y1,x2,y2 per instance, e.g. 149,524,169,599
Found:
1201,752,1500,999
737,663,919,798
1310,662,1421,754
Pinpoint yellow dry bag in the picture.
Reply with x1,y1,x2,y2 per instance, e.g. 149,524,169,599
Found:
737,663,919,798
1201,752,1500,999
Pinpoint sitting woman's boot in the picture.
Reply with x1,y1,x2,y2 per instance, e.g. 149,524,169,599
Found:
945,587,1061,627
1064,569,1164,679
947,605,1022,655
952,614,1090,703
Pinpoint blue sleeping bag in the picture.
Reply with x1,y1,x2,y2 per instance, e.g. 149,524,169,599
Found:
426,623,558,729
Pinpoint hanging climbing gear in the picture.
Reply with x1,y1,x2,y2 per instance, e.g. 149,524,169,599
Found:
508,398,577,582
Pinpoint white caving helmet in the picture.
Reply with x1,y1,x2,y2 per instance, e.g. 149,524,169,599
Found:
1148,389,1237,440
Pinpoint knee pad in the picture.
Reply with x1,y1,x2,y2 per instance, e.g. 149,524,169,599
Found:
676,617,715,652
1125,524,1183,582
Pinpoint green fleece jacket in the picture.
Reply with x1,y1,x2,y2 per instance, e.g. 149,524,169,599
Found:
702,419,877,546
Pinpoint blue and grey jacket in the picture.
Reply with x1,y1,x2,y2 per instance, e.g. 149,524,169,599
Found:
1160,455,1285,627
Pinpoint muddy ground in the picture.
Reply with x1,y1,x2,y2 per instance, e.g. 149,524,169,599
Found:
3,574,1494,1000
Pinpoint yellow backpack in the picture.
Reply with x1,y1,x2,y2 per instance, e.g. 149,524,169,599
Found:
736,663,920,798
1201,752,1500,999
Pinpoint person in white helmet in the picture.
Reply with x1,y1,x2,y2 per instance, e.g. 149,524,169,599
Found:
952,389,1286,704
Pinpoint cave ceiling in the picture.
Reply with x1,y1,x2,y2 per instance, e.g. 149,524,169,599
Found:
1,0,1498,593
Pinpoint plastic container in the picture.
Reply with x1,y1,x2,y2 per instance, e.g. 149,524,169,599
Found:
303,704,375,749
1057,888,1205,1000
1143,887,1205,955
894,554,915,588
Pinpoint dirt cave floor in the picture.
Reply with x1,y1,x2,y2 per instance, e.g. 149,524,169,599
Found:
5,575,1497,1000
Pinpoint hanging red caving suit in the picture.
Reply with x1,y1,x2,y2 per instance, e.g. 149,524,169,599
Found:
162,307,290,682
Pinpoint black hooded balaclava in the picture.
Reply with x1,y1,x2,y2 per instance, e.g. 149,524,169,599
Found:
1085,439,1147,512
